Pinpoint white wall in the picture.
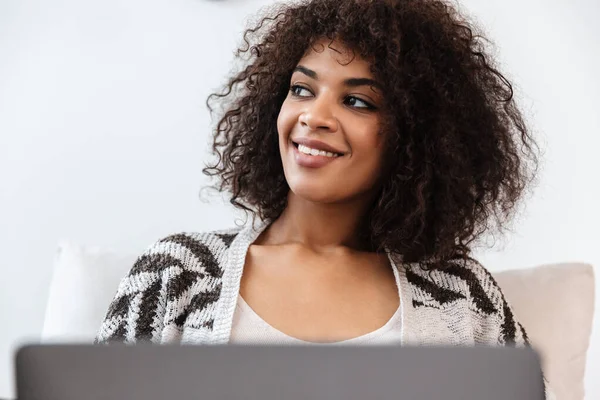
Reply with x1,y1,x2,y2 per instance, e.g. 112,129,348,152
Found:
0,0,597,398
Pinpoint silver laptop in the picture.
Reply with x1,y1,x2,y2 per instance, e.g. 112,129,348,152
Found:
15,344,545,400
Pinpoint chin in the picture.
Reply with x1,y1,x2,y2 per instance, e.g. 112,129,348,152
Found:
287,180,342,204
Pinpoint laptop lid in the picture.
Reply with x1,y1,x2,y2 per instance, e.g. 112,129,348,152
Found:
16,344,545,400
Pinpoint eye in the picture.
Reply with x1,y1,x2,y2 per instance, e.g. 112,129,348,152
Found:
345,96,376,110
290,85,312,97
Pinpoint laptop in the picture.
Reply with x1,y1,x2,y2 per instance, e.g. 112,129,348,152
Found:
15,343,545,400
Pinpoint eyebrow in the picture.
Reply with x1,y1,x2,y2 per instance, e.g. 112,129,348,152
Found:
293,65,382,92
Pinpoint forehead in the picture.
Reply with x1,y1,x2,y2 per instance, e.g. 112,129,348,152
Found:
297,38,374,77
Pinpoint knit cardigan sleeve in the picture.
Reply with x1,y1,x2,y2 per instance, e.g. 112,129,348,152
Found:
94,233,214,344
94,243,169,344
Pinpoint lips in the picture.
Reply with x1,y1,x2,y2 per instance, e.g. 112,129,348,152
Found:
291,140,343,168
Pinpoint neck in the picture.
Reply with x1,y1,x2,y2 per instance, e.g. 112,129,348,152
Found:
257,190,378,254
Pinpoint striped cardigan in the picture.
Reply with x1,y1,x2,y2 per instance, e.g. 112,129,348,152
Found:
95,218,553,398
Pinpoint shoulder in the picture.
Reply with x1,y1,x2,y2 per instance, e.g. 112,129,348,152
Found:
406,257,502,311
97,226,245,343
127,226,244,278
406,257,527,345
444,257,505,312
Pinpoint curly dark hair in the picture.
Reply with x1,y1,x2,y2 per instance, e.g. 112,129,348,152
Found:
202,0,540,271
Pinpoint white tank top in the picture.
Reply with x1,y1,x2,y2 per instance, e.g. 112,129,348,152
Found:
229,294,403,346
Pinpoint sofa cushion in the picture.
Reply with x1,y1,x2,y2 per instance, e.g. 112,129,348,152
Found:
41,241,136,341
494,263,595,400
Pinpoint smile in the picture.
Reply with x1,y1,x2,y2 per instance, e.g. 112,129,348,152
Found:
291,141,344,168
297,143,340,158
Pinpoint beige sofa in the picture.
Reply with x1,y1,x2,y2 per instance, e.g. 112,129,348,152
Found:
42,242,595,399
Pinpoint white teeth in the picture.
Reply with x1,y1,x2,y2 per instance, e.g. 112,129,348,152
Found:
298,144,339,158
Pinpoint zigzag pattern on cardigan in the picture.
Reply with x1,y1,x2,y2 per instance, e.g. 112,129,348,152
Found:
96,228,525,346
404,262,529,346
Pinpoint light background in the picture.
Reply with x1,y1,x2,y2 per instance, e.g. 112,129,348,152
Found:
1,0,598,398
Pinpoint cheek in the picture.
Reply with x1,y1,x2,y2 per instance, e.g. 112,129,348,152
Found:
351,130,385,160
346,132,388,182
277,102,295,139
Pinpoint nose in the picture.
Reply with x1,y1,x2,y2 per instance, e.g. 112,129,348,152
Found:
298,94,339,132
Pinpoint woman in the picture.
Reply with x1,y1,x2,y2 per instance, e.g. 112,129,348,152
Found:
96,0,553,396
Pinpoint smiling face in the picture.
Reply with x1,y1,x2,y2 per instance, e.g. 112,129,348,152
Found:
277,37,388,205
